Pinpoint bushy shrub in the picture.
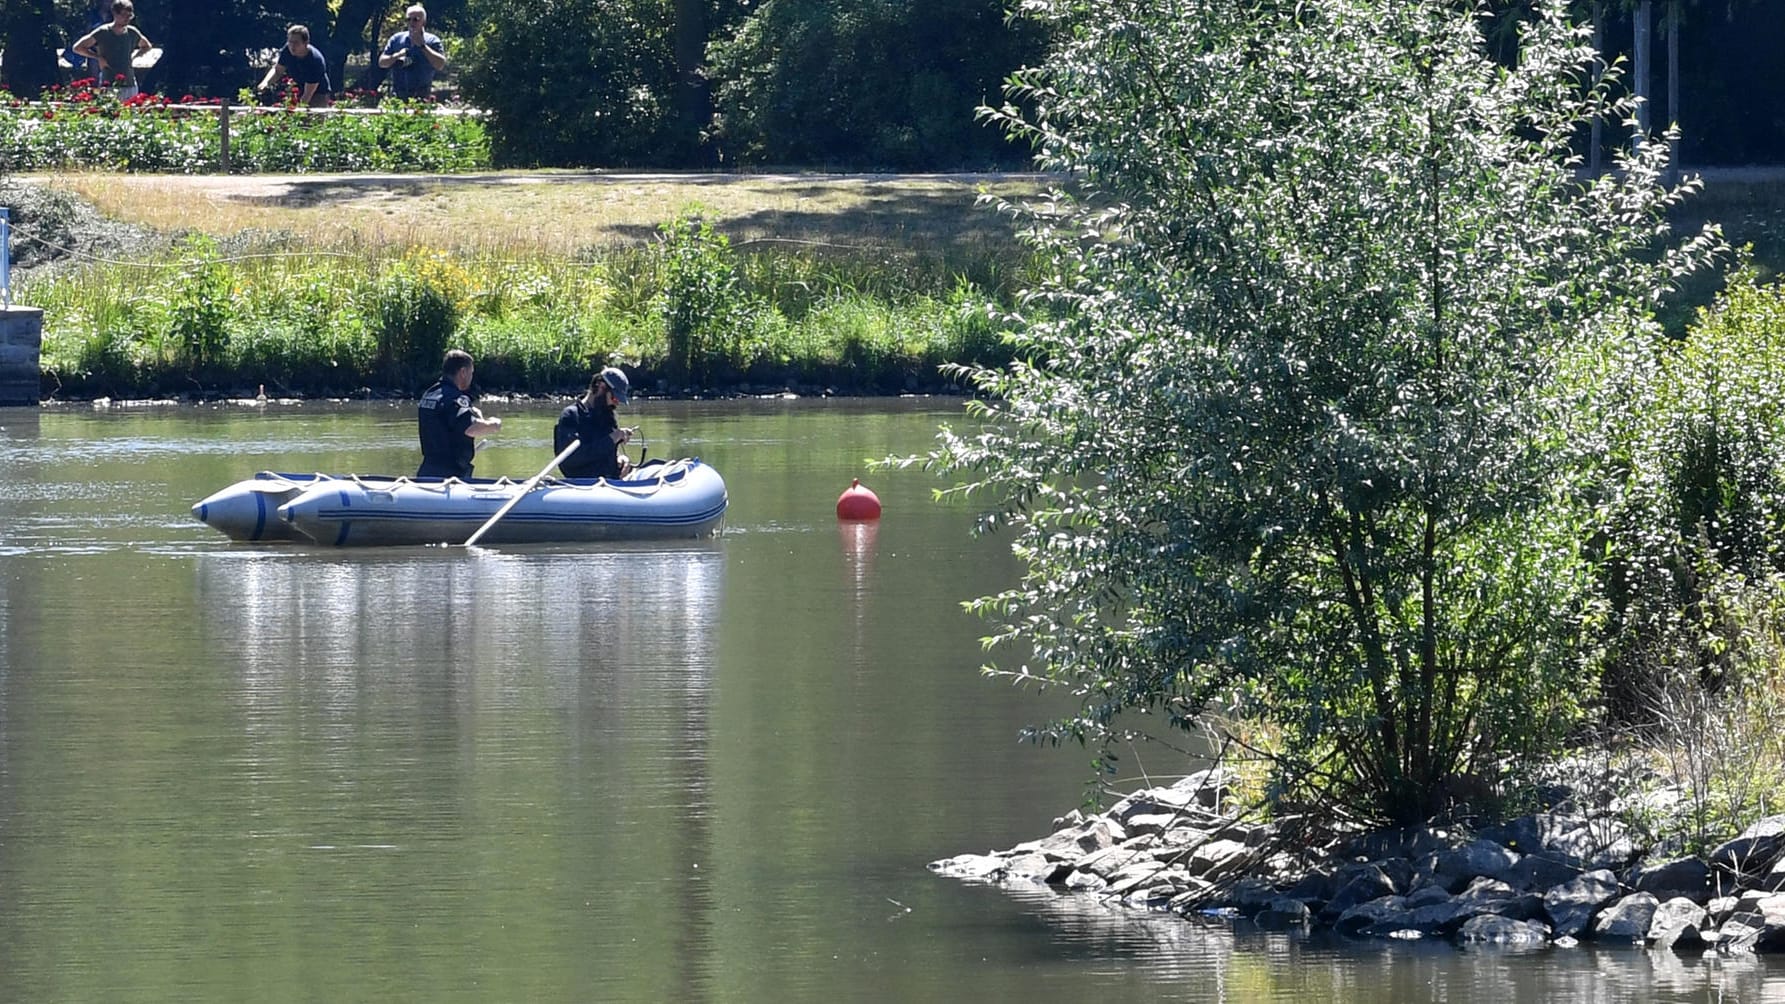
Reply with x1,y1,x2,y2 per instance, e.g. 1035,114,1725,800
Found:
1589,273,1785,715
165,235,234,370
458,0,682,167
706,0,1046,169
655,213,763,388
370,248,468,383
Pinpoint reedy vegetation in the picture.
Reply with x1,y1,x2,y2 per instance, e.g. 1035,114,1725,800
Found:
907,0,1736,825
19,205,1012,398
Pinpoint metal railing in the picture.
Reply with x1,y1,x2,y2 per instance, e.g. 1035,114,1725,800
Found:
1,207,10,308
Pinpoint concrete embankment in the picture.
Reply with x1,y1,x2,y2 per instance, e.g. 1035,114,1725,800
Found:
0,306,42,406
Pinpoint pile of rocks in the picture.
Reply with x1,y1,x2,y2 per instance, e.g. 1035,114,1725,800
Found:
930,770,1785,951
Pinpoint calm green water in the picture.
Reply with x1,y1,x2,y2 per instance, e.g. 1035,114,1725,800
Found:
0,398,1776,1002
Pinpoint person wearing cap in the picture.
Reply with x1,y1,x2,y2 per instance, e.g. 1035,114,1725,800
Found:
554,367,634,480
417,348,501,479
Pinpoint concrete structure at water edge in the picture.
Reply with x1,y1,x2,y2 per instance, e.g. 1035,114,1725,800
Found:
0,306,43,406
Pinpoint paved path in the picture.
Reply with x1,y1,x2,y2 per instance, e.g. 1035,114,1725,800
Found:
26,170,1050,203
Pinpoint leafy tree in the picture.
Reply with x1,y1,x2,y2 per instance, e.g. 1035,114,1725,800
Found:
457,0,686,166
148,0,265,98
914,0,1724,823
0,0,65,100
1588,271,1785,714
705,0,1047,169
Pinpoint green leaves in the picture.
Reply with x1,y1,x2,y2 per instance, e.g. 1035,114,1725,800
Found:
933,0,1725,823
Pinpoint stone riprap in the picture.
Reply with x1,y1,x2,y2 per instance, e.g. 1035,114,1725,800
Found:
930,771,1785,952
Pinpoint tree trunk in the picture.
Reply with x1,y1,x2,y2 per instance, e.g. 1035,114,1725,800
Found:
1633,0,1651,140
1589,4,1604,175
1666,0,1680,176
326,0,392,96
673,0,712,166
157,0,251,98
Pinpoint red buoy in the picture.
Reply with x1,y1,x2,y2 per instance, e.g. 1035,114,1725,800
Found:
836,479,882,520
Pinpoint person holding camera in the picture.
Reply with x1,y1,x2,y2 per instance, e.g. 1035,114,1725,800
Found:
378,4,445,100
256,24,331,107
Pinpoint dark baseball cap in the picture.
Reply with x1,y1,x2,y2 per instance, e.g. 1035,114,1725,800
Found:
599,366,631,404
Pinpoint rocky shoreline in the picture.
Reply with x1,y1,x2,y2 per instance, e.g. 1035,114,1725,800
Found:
931,770,1785,952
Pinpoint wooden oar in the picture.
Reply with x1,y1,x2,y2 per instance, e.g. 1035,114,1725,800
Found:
463,439,581,547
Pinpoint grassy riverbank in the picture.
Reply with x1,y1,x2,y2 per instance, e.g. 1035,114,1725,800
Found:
12,170,1785,400
10,172,1043,399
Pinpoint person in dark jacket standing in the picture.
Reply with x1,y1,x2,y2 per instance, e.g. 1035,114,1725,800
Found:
553,367,634,479
378,4,446,99
418,349,501,479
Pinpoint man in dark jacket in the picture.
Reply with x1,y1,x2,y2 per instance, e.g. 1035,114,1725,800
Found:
378,4,446,99
554,367,634,479
417,349,501,478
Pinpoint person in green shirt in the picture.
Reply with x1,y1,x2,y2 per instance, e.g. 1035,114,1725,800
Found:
72,0,152,100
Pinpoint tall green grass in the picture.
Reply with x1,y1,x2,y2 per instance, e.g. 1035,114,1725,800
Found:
23,215,1016,398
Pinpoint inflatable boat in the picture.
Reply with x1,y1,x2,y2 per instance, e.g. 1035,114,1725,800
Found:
192,458,728,546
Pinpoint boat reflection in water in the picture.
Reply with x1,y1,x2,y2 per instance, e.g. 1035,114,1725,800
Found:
193,544,726,712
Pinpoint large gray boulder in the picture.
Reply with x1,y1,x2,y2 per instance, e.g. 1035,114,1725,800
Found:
1320,865,1399,922
1544,868,1621,938
1027,816,1127,859
1633,857,1711,902
1169,767,1235,810
1715,892,1785,954
1710,815,1785,886
1419,838,1519,893
1450,877,1545,924
1647,896,1710,951
1404,884,1454,909
1480,813,1637,870
1502,854,1581,894
1335,895,1410,934
1457,914,1551,946
1002,851,1064,884
1062,869,1108,892
1591,892,1660,942
1340,827,1452,862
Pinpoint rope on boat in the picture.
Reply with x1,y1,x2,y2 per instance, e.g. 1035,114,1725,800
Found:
603,459,687,499
264,460,692,498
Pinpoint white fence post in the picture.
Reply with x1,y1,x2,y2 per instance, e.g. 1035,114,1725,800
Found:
1,207,11,309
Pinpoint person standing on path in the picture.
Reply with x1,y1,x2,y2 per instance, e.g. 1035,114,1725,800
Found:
71,0,151,100
553,368,634,480
417,349,501,479
378,4,446,100
256,24,331,107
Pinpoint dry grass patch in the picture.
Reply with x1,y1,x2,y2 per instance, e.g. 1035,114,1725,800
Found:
39,170,1041,258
